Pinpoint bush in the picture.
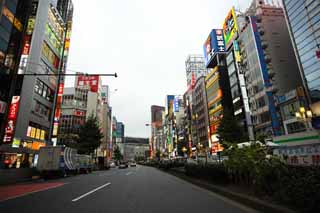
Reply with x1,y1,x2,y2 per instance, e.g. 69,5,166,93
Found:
183,144,320,212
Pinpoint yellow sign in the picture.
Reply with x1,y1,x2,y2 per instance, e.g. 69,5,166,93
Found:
40,130,45,140
223,7,238,48
35,128,41,139
30,127,36,138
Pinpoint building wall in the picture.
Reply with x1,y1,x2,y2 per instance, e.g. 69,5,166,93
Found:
282,0,320,112
194,76,209,147
0,0,32,142
14,0,67,143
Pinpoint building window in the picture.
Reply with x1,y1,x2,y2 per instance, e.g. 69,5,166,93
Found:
287,122,306,134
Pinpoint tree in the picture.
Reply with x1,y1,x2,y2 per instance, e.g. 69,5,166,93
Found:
58,133,79,148
76,114,103,154
216,109,248,148
113,146,123,161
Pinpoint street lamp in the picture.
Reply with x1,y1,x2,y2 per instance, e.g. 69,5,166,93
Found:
295,107,313,131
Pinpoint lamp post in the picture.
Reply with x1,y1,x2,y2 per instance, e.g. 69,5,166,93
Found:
295,107,313,131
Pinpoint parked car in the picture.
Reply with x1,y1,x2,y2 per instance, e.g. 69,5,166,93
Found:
129,161,137,167
118,161,128,169
110,162,116,168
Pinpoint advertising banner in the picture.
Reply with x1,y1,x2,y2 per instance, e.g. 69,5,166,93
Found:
203,29,226,67
173,96,180,112
77,75,99,92
3,96,20,143
223,7,238,48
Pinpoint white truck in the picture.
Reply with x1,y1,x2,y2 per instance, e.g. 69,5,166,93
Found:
37,146,93,177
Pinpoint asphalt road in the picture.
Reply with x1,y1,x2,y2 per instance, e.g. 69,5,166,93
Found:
0,165,257,213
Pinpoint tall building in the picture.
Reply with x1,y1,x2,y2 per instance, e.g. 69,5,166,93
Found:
282,0,320,122
220,8,254,140
0,0,33,137
123,137,149,161
203,29,233,154
5,0,73,148
185,55,208,91
60,87,87,136
239,1,303,137
150,105,165,156
193,76,209,147
0,0,33,169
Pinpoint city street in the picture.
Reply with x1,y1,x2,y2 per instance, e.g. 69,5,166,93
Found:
0,165,256,213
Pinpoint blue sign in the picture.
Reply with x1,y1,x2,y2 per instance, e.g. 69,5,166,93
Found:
203,29,226,67
173,96,179,112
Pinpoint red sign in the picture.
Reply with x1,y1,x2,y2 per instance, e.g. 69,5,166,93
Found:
191,72,196,89
74,110,85,116
3,96,20,143
77,75,99,92
316,50,320,59
58,83,64,96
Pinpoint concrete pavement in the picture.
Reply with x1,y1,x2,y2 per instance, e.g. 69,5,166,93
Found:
0,165,257,213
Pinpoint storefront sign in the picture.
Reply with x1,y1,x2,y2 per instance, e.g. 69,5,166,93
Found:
31,141,46,150
3,96,20,143
77,75,99,92
274,144,320,166
12,138,21,148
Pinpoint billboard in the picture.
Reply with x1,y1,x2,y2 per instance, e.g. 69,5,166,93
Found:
3,96,20,143
77,75,99,92
223,7,238,48
203,29,226,67
173,96,180,112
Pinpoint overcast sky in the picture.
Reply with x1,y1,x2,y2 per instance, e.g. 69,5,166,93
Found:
66,0,252,138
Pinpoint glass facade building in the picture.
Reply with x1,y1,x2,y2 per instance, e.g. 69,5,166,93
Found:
283,0,320,103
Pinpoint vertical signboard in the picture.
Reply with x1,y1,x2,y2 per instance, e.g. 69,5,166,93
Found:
52,84,64,137
223,7,239,49
3,96,20,143
203,29,226,67
18,2,38,74
173,96,180,112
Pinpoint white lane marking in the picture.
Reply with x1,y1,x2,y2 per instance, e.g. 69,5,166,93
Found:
71,182,111,202
125,172,132,176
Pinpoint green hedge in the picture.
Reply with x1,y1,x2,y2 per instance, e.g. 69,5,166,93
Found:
184,160,320,212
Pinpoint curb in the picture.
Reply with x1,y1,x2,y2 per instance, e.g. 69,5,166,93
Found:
165,168,296,213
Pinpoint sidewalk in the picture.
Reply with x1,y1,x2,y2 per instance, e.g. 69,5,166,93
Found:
168,167,296,213
0,181,65,202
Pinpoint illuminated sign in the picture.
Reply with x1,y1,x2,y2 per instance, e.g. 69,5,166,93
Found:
173,96,180,112
31,141,46,150
41,42,60,69
3,96,20,143
77,75,99,92
2,6,23,32
211,142,224,154
74,110,85,116
223,7,238,48
203,29,226,67
12,138,21,148
233,40,241,62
